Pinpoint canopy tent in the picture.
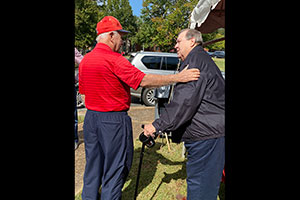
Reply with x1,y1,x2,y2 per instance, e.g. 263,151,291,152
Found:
189,0,225,46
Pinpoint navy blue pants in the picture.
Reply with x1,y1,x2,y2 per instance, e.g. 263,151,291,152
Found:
81,110,133,200
184,136,225,200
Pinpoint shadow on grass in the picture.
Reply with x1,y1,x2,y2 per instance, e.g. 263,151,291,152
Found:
122,141,186,200
75,139,225,200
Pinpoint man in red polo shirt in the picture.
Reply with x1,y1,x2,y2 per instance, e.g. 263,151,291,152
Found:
79,16,200,200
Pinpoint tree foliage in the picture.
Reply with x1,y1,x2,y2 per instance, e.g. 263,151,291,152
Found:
75,0,225,52
132,0,199,52
75,0,103,50
75,0,137,51
103,0,138,41
202,28,225,51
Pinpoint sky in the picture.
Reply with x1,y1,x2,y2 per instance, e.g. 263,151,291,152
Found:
129,0,143,17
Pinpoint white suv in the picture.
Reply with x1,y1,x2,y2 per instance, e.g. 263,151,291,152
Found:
129,51,179,106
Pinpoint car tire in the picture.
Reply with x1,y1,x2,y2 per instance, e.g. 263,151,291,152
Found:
142,88,156,106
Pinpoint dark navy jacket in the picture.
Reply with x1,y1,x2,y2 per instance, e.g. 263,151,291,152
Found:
152,45,225,143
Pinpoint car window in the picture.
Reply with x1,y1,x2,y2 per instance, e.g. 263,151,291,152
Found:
141,56,162,70
165,57,179,71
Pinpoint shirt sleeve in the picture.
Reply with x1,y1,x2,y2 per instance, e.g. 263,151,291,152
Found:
152,66,208,133
113,56,146,90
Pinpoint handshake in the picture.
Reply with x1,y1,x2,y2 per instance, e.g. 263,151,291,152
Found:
139,124,160,148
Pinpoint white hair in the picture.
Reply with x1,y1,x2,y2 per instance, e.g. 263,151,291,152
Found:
96,31,118,42
179,29,203,45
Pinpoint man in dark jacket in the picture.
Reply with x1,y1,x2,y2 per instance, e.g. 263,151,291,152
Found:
143,29,225,200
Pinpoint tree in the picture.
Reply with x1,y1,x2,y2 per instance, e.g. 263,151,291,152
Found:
103,0,138,53
75,0,137,53
133,0,199,52
75,0,104,51
202,28,225,51
152,0,198,51
104,0,136,32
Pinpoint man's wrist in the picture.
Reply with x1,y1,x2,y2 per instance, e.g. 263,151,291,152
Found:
172,73,180,83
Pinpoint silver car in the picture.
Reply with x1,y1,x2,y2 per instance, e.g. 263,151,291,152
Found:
129,51,179,106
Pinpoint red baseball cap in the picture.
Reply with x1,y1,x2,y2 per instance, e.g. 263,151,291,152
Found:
96,16,130,35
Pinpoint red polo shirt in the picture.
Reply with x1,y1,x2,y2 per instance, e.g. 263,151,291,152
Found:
79,43,145,112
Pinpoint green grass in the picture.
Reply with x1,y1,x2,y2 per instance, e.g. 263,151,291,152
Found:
78,115,85,124
75,138,225,199
212,58,225,72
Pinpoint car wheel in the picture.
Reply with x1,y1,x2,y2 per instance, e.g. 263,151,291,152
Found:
142,88,156,106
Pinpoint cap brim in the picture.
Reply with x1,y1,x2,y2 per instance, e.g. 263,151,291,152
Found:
117,29,131,34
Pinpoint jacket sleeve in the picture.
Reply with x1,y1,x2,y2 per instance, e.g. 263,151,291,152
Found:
152,67,208,132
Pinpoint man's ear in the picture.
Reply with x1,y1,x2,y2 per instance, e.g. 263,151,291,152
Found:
190,37,196,47
109,32,115,38
109,32,115,42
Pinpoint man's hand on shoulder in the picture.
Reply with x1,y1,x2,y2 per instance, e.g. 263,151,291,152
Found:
139,66,200,88
176,67,200,83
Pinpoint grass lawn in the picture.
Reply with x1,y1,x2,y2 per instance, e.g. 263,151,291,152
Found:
212,57,225,72
75,137,225,199
78,115,85,124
